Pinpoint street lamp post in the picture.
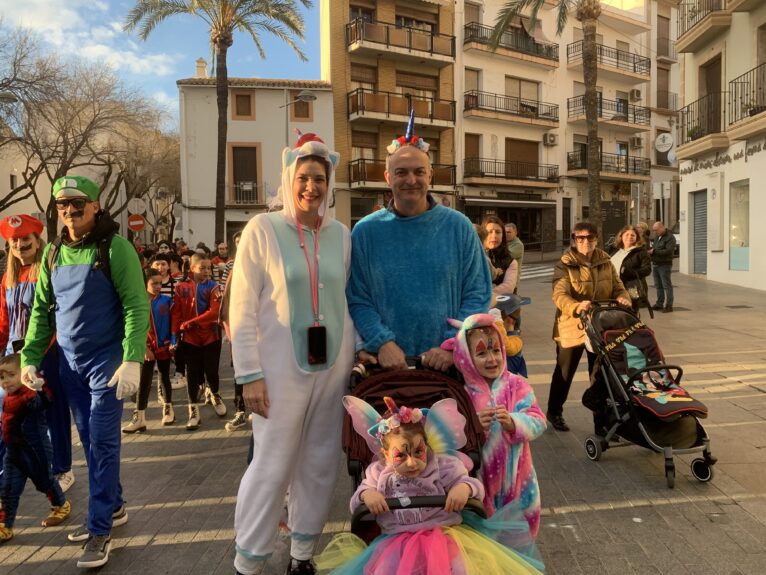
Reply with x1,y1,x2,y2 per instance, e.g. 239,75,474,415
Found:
281,89,317,147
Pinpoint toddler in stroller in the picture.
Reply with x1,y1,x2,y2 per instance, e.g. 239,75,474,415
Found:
316,395,543,575
580,302,716,488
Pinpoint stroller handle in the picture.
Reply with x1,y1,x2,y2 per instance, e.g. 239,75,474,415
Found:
574,299,631,319
350,496,487,533
626,364,684,388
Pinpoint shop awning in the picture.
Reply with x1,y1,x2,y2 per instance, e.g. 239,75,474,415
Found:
464,198,556,208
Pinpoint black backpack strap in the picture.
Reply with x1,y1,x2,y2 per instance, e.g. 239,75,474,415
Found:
93,232,115,282
46,237,63,326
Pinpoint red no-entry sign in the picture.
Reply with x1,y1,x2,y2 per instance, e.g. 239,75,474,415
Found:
127,214,145,232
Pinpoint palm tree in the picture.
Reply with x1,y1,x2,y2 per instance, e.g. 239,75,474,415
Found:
124,0,311,243
492,0,604,241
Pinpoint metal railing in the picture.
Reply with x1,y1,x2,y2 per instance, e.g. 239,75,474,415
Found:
228,182,260,205
567,95,651,125
463,157,559,181
349,158,456,186
656,90,678,110
567,40,651,76
729,61,766,125
346,17,455,58
567,150,650,175
463,90,559,121
678,0,726,39
657,36,677,60
463,22,559,62
348,88,455,122
677,92,726,145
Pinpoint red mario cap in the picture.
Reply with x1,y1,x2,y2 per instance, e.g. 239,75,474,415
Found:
0,214,44,241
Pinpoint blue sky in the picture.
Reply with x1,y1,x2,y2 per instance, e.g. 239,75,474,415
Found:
0,0,322,128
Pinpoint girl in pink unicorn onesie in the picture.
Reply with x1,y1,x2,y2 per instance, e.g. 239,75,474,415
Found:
450,313,547,538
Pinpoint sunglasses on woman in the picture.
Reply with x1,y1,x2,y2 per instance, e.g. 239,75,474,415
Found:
573,234,597,242
55,198,90,210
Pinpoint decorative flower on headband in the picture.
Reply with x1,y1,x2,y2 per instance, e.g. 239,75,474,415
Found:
386,109,430,155
369,397,426,440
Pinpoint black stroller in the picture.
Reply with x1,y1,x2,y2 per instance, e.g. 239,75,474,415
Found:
580,302,716,488
341,360,487,539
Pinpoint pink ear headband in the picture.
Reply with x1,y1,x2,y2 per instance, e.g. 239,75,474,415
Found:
368,397,427,440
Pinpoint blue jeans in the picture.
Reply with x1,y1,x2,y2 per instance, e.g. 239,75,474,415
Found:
1,445,65,528
652,264,673,308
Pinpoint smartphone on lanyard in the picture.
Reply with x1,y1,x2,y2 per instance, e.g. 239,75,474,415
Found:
307,325,327,365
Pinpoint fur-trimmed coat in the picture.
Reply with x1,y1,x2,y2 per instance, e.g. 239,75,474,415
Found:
551,248,629,348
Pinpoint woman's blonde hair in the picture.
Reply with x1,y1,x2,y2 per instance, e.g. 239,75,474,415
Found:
4,233,44,289
614,225,644,250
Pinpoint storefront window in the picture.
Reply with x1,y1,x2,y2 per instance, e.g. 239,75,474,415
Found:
729,179,749,271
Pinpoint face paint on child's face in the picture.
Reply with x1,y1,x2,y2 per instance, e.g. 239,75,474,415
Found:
385,434,428,478
468,329,504,380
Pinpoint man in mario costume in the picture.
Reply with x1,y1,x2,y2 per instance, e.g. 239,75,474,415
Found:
21,175,148,568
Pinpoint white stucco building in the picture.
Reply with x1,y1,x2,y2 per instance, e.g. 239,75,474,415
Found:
675,1,764,289
177,60,334,245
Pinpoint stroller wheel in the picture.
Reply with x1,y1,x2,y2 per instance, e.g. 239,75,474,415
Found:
584,436,603,461
665,465,675,489
691,458,714,482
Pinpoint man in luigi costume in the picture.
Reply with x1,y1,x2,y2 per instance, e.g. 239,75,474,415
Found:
21,175,149,568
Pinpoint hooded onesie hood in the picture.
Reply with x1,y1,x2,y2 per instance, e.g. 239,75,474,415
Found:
278,133,340,232
452,313,509,397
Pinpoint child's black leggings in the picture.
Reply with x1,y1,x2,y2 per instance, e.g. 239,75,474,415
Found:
184,340,222,404
137,359,173,410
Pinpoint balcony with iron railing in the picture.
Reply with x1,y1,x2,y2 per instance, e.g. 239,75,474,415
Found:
567,41,650,80
656,36,677,62
463,158,559,185
345,17,455,64
656,90,678,111
463,90,558,125
676,1,731,53
463,23,559,66
567,150,651,179
567,95,651,131
349,158,456,188
728,62,766,140
227,182,262,207
676,92,729,159
348,89,455,128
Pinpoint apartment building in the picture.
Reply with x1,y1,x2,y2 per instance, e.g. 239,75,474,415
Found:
321,0,680,244
457,0,680,246
321,0,457,227
675,0,764,289
177,60,333,246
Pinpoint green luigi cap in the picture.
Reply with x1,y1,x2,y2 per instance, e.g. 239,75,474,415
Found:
52,175,100,201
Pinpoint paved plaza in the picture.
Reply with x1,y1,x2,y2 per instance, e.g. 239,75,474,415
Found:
2,269,766,574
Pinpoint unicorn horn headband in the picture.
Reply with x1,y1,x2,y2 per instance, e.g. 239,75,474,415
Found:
386,109,430,155
368,397,427,440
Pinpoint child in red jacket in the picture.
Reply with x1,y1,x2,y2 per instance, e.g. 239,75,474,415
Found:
171,254,224,430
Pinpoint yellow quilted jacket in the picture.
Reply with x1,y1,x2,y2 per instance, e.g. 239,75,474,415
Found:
551,248,630,348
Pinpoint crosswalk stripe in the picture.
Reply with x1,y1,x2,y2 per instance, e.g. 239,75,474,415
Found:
520,265,554,280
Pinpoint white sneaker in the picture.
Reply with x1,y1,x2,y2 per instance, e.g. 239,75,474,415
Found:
122,410,147,434
211,393,227,417
203,387,213,405
56,470,76,493
162,403,175,425
186,404,201,431
172,374,186,390
225,411,247,432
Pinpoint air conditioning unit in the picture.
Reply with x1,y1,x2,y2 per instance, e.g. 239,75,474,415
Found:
629,136,644,148
629,88,642,101
543,132,558,146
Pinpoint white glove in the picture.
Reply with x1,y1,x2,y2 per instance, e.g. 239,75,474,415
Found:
21,365,45,391
106,361,141,400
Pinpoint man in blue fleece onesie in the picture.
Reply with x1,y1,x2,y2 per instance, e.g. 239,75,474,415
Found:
347,139,491,371
21,176,149,569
